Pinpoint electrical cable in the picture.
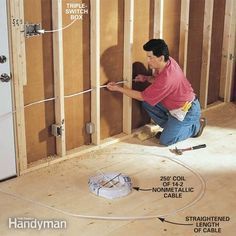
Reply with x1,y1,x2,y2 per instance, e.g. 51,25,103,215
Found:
0,80,129,121
0,152,206,221
24,97,56,108
99,80,127,88
64,88,93,98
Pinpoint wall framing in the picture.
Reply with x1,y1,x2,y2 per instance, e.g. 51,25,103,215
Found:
199,0,214,109
153,0,163,39
52,0,66,156
179,0,190,74
8,0,27,172
123,0,134,135
220,0,236,102
6,0,236,175
90,0,100,145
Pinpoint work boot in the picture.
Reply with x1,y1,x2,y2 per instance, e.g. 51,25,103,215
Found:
193,117,207,138
155,131,162,139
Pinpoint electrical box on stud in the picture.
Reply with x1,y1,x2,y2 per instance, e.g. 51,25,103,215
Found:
24,23,42,38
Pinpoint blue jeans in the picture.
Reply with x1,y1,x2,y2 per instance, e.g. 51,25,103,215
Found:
142,99,201,146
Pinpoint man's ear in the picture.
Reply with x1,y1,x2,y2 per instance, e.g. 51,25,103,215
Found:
160,55,165,62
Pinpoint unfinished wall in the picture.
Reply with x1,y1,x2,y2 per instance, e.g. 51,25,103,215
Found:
132,0,152,129
24,0,91,161
132,0,182,128
186,0,226,105
18,0,233,168
24,0,55,163
62,0,91,150
163,0,181,62
208,0,226,104
234,64,236,101
100,0,124,139
233,64,236,101
186,0,205,97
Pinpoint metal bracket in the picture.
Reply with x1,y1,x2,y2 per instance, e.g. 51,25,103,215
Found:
85,122,95,134
229,54,235,60
24,23,42,38
51,124,63,137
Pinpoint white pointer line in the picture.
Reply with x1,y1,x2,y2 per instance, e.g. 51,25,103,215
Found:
37,19,77,34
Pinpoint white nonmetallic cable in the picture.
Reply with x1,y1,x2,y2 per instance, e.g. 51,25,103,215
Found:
0,153,206,221
60,80,127,98
64,88,93,98
100,80,127,88
0,79,144,121
96,170,120,188
24,97,56,108
0,80,129,121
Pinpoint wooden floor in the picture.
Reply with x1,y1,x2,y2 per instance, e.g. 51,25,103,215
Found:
0,102,236,236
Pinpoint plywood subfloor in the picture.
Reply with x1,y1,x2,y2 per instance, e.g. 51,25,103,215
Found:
0,103,236,236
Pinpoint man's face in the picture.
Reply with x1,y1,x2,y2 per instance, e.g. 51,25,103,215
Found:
146,51,163,69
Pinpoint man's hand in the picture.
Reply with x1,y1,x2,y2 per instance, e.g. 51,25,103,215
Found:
106,82,121,92
135,74,155,84
106,81,143,101
134,74,147,82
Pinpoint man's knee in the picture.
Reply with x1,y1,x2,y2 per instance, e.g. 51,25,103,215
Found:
159,134,176,146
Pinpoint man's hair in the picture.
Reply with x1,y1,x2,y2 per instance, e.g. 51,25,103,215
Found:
143,39,169,61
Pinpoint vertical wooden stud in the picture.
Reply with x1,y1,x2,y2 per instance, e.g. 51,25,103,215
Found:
179,0,190,74
8,0,27,172
90,0,100,144
153,0,163,39
199,0,214,108
52,0,66,156
123,0,134,135
220,0,236,102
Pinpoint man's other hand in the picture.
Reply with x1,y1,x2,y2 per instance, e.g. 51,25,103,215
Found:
134,74,147,82
107,82,121,92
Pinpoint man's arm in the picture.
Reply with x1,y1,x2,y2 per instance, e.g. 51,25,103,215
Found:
146,76,155,84
135,74,155,84
106,82,144,101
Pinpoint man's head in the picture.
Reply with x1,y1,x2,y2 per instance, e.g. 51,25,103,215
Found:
143,39,169,70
